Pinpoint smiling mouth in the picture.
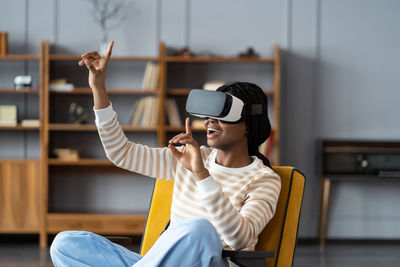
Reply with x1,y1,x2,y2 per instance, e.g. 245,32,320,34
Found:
207,128,222,138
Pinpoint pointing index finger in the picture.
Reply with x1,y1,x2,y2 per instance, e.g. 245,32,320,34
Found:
185,117,192,135
104,41,114,61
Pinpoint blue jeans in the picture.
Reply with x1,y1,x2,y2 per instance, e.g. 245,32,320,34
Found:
50,218,229,267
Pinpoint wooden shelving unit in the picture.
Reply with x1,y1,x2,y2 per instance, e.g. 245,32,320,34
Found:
0,54,40,60
1,41,280,247
166,88,274,96
0,124,40,130
49,55,156,62
48,158,114,166
165,56,275,63
0,88,40,93
0,52,43,235
46,213,146,235
49,87,158,95
48,123,157,132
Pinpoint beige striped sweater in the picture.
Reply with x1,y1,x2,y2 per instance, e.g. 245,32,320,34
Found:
95,103,281,250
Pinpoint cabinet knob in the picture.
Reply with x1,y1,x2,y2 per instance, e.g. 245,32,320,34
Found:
360,159,369,168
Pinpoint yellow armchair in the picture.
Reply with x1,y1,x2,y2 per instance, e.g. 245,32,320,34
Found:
139,166,305,267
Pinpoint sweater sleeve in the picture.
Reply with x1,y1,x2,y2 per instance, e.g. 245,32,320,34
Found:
94,103,178,180
197,173,281,250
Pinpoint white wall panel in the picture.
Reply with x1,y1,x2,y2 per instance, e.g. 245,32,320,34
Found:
2,0,400,239
282,0,320,238
190,0,285,57
160,0,187,48
316,0,400,139
0,0,26,53
55,0,158,56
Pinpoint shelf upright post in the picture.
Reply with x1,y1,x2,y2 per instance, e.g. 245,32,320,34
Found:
39,41,50,248
157,42,167,147
273,44,281,165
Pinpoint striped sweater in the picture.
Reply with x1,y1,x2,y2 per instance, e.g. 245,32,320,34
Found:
94,103,281,250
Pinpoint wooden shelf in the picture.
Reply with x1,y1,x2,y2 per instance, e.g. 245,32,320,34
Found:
50,87,158,95
0,54,40,60
0,124,40,130
165,56,275,63
165,125,206,132
0,88,40,93
50,55,158,61
166,88,274,96
46,213,147,235
121,125,158,131
48,158,113,166
0,158,40,162
167,89,191,95
165,127,276,133
0,229,39,234
49,124,158,131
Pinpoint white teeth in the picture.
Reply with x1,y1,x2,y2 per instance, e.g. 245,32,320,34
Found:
207,128,222,133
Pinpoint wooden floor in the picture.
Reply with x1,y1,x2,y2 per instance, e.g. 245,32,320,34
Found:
294,241,400,267
0,240,400,266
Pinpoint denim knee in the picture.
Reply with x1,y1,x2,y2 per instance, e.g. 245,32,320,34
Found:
180,218,220,245
50,231,92,258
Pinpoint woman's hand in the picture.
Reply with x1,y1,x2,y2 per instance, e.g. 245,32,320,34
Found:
78,41,114,92
168,118,210,180
78,41,113,109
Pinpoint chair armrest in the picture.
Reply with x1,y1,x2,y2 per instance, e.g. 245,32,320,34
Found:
222,249,274,259
222,250,273,267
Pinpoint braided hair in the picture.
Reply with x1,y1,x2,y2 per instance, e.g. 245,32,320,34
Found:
217,82,272,168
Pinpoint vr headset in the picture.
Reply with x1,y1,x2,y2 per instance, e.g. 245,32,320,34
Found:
186,89,265,123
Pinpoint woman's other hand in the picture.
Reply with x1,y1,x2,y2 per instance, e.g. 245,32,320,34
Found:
168,118,210,180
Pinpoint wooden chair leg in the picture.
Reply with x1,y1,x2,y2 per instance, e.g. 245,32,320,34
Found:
319,177,331,249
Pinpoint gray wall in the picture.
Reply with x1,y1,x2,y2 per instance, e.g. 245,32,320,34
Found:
1,0,400,239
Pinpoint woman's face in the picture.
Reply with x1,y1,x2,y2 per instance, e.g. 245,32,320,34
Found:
203,118,248,150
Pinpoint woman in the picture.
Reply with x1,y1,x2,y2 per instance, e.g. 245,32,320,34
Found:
50,41,281,267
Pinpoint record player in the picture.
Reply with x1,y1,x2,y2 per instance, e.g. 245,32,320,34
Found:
320,140,400,177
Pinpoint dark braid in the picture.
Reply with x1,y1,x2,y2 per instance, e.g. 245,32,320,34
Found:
217,82,272,168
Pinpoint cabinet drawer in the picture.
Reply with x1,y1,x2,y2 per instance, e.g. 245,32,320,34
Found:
0,160,40,232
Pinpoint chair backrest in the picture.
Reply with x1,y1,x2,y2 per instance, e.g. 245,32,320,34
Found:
140,179,174,255
256,167,305,267
140,166,305,267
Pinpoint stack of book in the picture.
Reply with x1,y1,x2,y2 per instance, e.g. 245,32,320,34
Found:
49,79,74,92
21,119,40,127
129,96,158,126
165,98,182,126
142,62,160,90
0,105,17,126
0,32,8,56
54,148,79,161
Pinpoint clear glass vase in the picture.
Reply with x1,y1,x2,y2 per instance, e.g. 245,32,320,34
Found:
99,31,109,56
